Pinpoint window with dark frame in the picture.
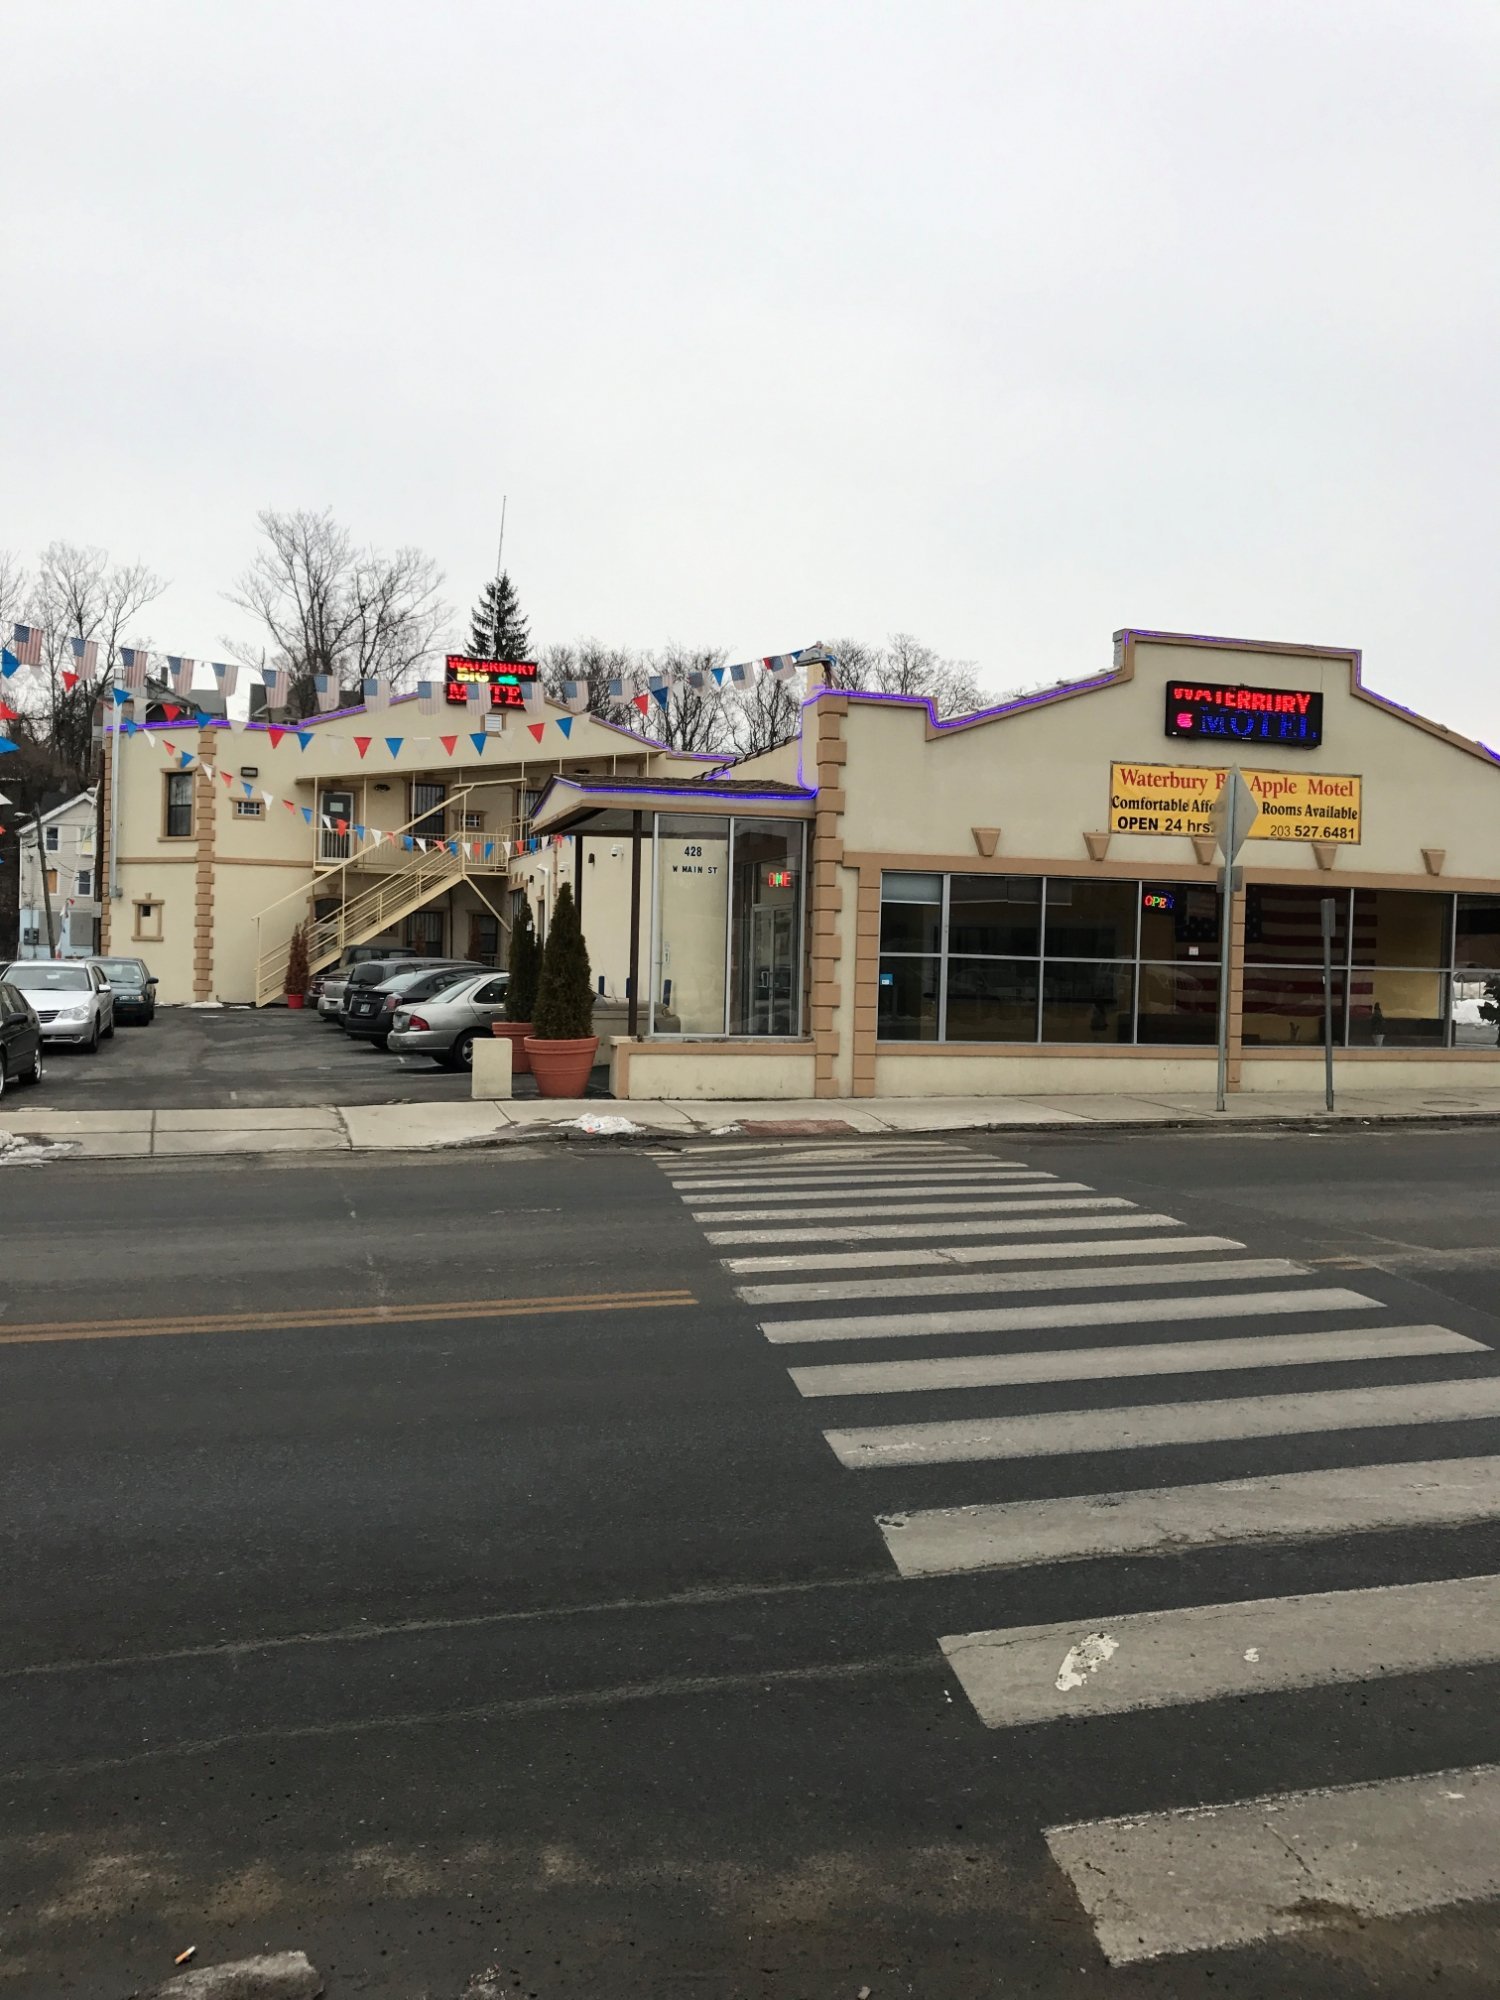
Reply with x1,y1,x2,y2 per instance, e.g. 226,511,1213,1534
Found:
164,771,195,839
878,871,1221,1045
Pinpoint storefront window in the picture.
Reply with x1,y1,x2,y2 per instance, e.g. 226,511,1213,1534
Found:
1243,968,1346,1047
1453,896,1500,968
877,872,1219,1045
650,815,805,1037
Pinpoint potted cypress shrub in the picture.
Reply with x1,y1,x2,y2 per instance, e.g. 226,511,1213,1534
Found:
524,883,598,1097
491,898,539,1075
284,922,311,1010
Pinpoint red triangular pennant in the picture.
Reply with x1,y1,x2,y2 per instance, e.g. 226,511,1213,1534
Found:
62,671,78,691
527,723,546,743
163,703,182,722
633,692,650,714
283,797,297,812
162,739,176,756
353,736,372,758
268,726,286,747
439,735,458,756
221,768,234,786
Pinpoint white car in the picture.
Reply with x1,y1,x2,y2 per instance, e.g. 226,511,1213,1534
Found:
0,960,116,1051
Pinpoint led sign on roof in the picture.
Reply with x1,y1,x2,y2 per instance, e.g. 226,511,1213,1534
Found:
1165,681,1323,750
445,654,540,709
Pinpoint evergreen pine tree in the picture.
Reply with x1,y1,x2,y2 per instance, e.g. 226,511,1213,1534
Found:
531,883,594,1039
504,899,540,1022
468,572,531,662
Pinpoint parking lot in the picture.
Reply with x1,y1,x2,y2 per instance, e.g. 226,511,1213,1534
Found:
15,1005,552,1112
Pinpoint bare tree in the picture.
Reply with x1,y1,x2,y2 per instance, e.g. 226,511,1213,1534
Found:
18,543,165,783
0,549,27,633
227,508,450,718
825,631,986,718
724,671,802,757
540,640,639,730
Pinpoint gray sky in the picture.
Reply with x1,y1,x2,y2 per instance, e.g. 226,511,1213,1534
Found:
5,1,1499,737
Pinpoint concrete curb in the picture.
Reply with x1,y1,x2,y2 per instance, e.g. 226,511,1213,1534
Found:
140,1951,321,2000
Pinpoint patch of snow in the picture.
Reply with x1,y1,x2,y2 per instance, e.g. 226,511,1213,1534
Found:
708,1124,742,1136
564,1114,645,1136
183,1000,225,1010
1055,1631,1119,1693
0,1130,77,1167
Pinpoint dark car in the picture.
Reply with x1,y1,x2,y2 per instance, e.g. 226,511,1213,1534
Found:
90,956,159,1024
338,956,475,1026
343,962,483,1048
0,980,45,1097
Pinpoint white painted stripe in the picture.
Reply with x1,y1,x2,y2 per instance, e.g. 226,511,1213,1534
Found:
723,1234,1242,1274
658,1141,970,1160
942,1572,1500,1730
881,1454,1500,1578
694,1189,1106,1224
688,1184,1072,1216
689,1179,1066,1206
706,1209,1174,1246
766,1284,1374,1346
1047,1762,1500,1965
740,1254,1303,1306
793,1324,1481,1400
826,1372,1500,1468
676,1168,1048,1184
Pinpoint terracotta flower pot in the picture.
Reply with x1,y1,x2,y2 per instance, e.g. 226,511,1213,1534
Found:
491,1019,533,1074
286,992,306,1010
523,1035,600,1099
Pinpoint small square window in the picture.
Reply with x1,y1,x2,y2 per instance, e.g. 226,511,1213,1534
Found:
233,798,264,819
133,900,163,943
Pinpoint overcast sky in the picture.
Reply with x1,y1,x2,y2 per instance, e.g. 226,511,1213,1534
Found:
5,2,1498,736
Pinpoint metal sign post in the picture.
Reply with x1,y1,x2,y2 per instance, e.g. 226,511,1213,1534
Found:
1320,895,1338,1112
1212,770,1260,1112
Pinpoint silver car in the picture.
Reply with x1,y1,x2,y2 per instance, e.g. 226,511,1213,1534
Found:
0,959,115,1050
388,970,511,1071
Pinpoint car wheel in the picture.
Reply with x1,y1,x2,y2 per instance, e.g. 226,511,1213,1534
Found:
24,1045,43,1086
86,1020,100,1053
448,1030,476,1071
104,1013,116,1039
0,1054,7,1102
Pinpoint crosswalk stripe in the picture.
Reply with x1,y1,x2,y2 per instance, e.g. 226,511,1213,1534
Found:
673,1179,1054,1200
668,1166,1044,1189
792,1323,1481,1400
724,1234,1245,1274
825,1371,1500,1468
764,1284,1375,1345
739,1253,1303,1306
940,1570,1500,1729
695,1189,1106,1224
706,1208,1170,1245
653,1142,967,1160
880,1453,1500,1577
689,1179,1067,1208
1046,1761,1500,1965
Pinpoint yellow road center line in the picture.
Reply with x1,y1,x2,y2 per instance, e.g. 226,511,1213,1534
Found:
0,1290,697,1346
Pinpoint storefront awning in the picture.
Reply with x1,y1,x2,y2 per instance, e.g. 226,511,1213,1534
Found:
530,774,816,836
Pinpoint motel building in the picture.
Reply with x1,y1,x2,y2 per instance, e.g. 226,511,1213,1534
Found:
100,628,1500,1100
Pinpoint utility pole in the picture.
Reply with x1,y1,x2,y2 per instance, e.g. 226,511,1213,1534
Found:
1211,769,1260,1112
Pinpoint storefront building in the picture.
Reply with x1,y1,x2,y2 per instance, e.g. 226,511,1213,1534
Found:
534,628,1500,1099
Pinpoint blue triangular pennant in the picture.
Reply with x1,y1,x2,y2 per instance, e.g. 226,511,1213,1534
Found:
112,686,130,706
179,751,194,769
652,686,670,712
556,716,573,738
1,649,18,678
469,732,488,756
385,737,403,758
0,737,17,755
301,806,313,824
296,731,313,750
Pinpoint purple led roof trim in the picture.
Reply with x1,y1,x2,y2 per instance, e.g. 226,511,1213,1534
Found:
541,777,816,803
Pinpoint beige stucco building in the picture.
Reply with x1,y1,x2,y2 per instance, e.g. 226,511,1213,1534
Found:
100,628,1500,1098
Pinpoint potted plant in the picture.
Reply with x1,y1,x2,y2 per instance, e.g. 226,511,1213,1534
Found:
284,922,311,1010
524,882,598,1097
492,898,539,1074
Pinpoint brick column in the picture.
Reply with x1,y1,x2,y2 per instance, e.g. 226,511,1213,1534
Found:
193,726,217,1000
809,695,848,1099
851,866,880,1097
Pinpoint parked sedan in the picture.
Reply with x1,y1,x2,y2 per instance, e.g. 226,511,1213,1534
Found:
0,980,45,1096
0,960,115,1050
388,971,511,1070
338,955,475,1029
343,962,482,1048
90,955,159,1024
317,944,418,1019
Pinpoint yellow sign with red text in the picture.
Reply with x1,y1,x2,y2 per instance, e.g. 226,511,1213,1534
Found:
1109,763,1362,844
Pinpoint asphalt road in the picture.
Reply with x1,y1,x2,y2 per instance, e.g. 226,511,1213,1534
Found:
19,1008,571,1111
3,1128,1499,1998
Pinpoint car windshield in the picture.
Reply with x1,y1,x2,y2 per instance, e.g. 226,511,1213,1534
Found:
95,961,145,985
3,964,90,991
380,967,448,994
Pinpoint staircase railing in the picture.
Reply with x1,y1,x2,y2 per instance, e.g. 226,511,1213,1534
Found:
252,797,538,1005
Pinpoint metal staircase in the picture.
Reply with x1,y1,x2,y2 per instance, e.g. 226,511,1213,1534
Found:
252,786,529,1005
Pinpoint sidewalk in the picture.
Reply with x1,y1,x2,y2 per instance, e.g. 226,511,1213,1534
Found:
6,1085,1500,1159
